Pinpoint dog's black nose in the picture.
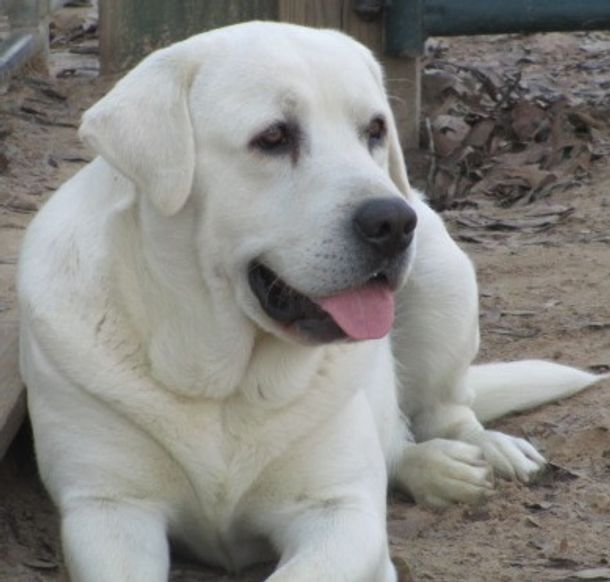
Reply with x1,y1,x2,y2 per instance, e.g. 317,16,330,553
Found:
353,198,417,258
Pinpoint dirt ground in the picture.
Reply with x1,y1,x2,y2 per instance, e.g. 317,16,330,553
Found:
1,8,609,582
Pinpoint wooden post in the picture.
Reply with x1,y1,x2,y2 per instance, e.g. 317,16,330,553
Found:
99,0,278,73
383,57,421,151
0,322,25,460
278,0,421,150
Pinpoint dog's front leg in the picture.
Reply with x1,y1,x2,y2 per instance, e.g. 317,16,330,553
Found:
403,394,546,484
265,505,396,582
254,392,396,582
392,438,495,509
61,499,169,582
394,195,545,487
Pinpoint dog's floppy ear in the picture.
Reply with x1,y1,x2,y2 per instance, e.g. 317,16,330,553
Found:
387,114,412,199
79,46,197,216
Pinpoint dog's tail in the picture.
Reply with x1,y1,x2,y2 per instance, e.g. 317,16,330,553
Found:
467,360,609,423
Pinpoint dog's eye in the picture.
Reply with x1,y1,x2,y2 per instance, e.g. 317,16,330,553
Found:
251,122,292,153
367,116,387,148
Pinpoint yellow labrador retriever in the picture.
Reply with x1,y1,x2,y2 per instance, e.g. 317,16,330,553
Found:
18,21,605,582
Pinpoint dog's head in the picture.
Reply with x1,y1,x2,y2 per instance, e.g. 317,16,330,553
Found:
80,22,417,345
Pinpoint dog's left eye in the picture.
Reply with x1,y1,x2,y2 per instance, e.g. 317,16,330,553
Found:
251,122,293,154
366,116,387,149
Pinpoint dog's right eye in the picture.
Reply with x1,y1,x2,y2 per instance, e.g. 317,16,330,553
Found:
251,122,294,154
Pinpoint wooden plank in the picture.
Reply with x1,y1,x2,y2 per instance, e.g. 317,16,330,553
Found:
100,0,279,73
382,56,421,151
278,0,342,28
0,321,25,460
340,1,383,52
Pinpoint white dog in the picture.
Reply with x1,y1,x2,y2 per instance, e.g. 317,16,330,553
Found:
18,22,606,582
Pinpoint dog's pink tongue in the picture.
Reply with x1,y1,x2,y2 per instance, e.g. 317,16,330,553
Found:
316,285,395,341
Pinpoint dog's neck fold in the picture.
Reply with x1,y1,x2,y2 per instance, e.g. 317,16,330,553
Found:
109,195,330,404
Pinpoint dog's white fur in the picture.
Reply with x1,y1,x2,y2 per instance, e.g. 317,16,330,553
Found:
18,22,606,582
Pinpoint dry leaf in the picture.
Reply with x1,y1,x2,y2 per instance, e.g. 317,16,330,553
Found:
417,44,604,209
511,100,549,141
572,568,610,580
465,118,496,148
432,114,471,157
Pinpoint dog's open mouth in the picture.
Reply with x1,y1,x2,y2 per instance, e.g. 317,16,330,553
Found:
248,262,395,343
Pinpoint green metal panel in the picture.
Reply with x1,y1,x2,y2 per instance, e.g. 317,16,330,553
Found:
425,0,610,37
385,0,610,56
101,0,278,73
384,0,423,57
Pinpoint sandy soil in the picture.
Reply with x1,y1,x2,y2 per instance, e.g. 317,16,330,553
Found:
0,11,609,582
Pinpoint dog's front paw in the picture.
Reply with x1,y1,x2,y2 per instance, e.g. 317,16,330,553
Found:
461,430,546,482
396,439,495,509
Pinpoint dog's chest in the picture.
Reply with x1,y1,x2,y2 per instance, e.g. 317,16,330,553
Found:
163,397,321,565
164,403,268,507
161,390,318,516
138,341,390,567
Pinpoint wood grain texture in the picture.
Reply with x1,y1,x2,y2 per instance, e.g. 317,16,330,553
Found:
278,0,342,28
100,0,278,73
0,321,25,459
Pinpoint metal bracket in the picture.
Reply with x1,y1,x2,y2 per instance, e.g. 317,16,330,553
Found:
352,0,384,21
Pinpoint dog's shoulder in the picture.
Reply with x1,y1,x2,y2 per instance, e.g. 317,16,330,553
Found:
18,159,137,357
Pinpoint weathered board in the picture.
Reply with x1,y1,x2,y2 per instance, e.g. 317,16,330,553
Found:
99,0,278,73
0,321,25,460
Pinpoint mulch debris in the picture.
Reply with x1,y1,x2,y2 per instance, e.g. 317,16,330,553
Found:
410,33,610,215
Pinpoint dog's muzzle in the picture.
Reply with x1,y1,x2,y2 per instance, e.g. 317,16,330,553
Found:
248,198,416,344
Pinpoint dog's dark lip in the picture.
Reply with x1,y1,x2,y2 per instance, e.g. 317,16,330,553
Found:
248,261,347,343
248,261,401,344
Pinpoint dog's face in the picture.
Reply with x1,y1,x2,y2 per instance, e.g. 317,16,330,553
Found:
80,22,417,344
